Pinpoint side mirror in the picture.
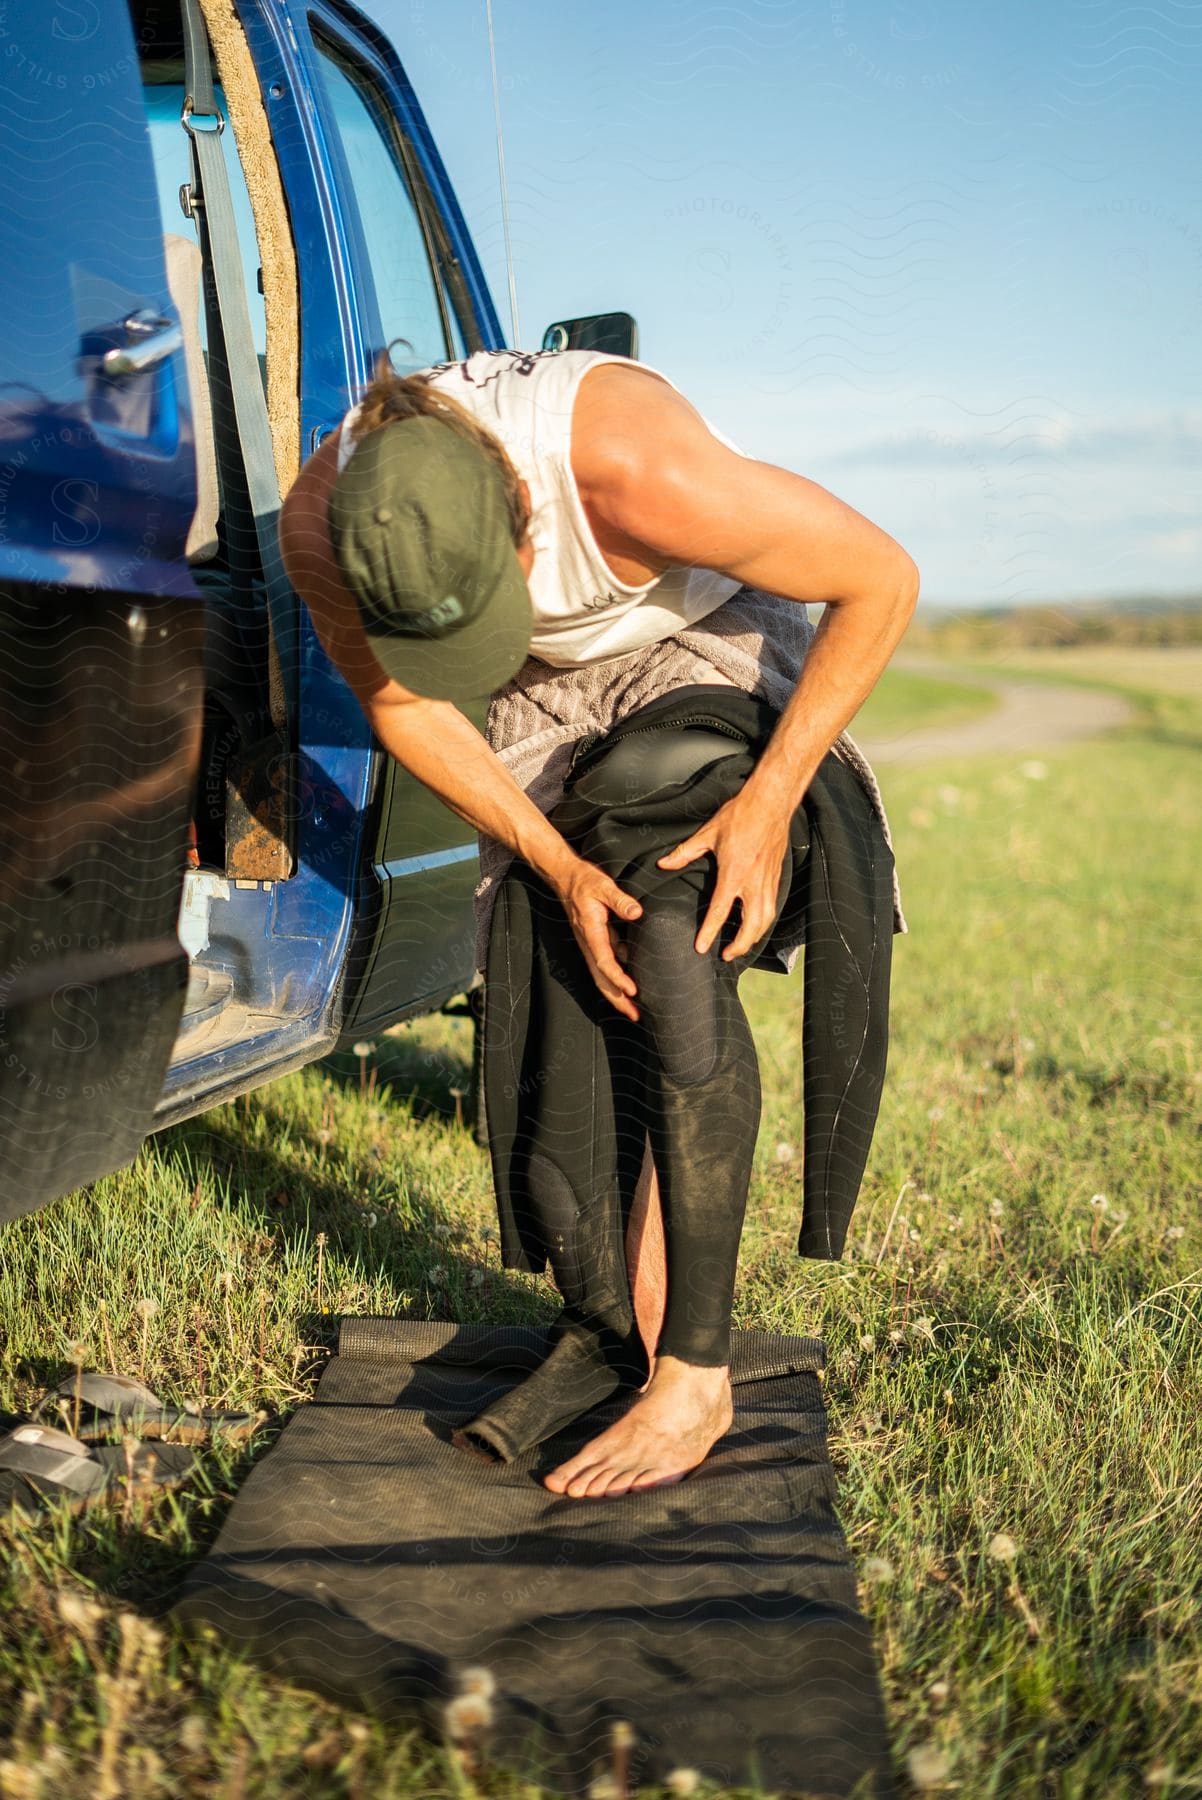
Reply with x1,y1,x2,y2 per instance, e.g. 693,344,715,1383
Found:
541,311,639,359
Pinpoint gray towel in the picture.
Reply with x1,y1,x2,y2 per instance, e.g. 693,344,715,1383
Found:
473,585,906,975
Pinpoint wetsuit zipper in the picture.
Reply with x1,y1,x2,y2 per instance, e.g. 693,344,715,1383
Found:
567,714,753,781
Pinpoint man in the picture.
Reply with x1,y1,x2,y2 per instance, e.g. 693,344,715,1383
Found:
279,345,918,1498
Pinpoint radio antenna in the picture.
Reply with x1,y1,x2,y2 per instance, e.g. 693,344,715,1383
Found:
484,0,521,346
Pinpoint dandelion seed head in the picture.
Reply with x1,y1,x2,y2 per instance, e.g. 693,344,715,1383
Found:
911,1316,935,1341
907,1742,951,1788
444,1693,492,1739
316,1128,332,1146
908,1227,922,1242
364,1212,378,1229
457,1666,496,1700
428,1266,447,1285
1090,1193,1108,1210
862,1555,894,1585
351,1042,374,1058
1165,1225,1185,1242
859,1334,875,1351
177,1716,209,1754
217,1271,235,1292
66,1339,88,1364
989,1198,1005,1219
773,1140,796,1164
665,1771,701,1796
987,1532,1018,1563
888,1327,904,1345
928,1678,950,1703
134,1297,158,1321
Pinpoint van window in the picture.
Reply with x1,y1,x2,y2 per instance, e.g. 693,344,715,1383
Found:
311,33,458,370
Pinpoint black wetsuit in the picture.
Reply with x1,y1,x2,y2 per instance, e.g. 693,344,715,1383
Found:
454,685,896,1463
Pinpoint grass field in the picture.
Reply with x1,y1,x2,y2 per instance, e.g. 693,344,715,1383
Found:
1,652,1199,1799
966,645,1202,703
849,667,997,739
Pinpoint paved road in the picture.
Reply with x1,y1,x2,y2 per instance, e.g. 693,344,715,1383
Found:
852,668,1134,765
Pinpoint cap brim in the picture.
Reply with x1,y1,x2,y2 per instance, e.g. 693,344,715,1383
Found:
363,543,533,703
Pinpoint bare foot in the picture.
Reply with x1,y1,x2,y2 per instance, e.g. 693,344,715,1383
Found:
542,1356,733,1498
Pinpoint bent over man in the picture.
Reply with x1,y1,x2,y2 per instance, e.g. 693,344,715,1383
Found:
278,345,918,1498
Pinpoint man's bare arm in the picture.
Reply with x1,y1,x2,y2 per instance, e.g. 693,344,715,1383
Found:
576,365,919,799
574,366,919,954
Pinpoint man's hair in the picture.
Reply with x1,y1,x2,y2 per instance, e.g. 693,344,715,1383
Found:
351,345,531,548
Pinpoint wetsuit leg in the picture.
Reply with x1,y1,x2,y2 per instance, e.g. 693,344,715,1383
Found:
624,895,762,1368
453,872,649,1464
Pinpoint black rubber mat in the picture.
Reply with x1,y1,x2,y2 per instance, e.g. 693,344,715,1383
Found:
175,1319,893,1798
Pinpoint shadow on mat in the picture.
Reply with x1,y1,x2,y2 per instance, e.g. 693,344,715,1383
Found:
175,1567,887,1800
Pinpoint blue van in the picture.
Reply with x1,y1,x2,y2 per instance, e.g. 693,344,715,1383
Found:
0,0,634,1221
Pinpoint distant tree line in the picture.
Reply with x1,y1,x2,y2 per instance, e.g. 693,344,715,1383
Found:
907,596,1202,653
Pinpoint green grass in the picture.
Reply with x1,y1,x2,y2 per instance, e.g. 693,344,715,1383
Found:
1,655,1199,1798
850,667,998,739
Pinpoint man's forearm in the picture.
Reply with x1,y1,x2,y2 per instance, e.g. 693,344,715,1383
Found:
741,579,917,811
365,693,579,888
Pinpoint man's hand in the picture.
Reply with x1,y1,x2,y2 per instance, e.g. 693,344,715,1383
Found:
550,855,645,1022
656,787,791,962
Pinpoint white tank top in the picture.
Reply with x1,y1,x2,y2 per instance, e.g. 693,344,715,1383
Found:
334,349,743,668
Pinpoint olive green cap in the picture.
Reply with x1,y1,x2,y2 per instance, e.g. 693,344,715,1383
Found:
327,413,533,702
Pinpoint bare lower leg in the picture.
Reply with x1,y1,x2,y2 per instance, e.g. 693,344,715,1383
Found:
625,1134,667,1377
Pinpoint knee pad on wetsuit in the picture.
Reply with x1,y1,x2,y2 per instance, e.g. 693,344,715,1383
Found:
570,729,745,810
625,901,724,1086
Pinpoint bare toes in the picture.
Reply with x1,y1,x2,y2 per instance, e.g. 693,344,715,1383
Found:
629,1466,686,1492
581,1467,623,1499
544,1453,600,1492
599,1466,647,1497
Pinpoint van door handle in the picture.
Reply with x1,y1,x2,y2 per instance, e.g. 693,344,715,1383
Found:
101,311,183,378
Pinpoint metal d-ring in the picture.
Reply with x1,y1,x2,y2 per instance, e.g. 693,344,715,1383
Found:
181,94,226,136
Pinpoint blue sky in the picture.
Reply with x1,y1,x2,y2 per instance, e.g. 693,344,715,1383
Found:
374,0,1201,606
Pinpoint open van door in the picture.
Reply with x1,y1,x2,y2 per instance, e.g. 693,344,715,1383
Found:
0,2,203,1219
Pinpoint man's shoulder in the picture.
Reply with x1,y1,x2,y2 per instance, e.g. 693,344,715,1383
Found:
571,360,728,497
